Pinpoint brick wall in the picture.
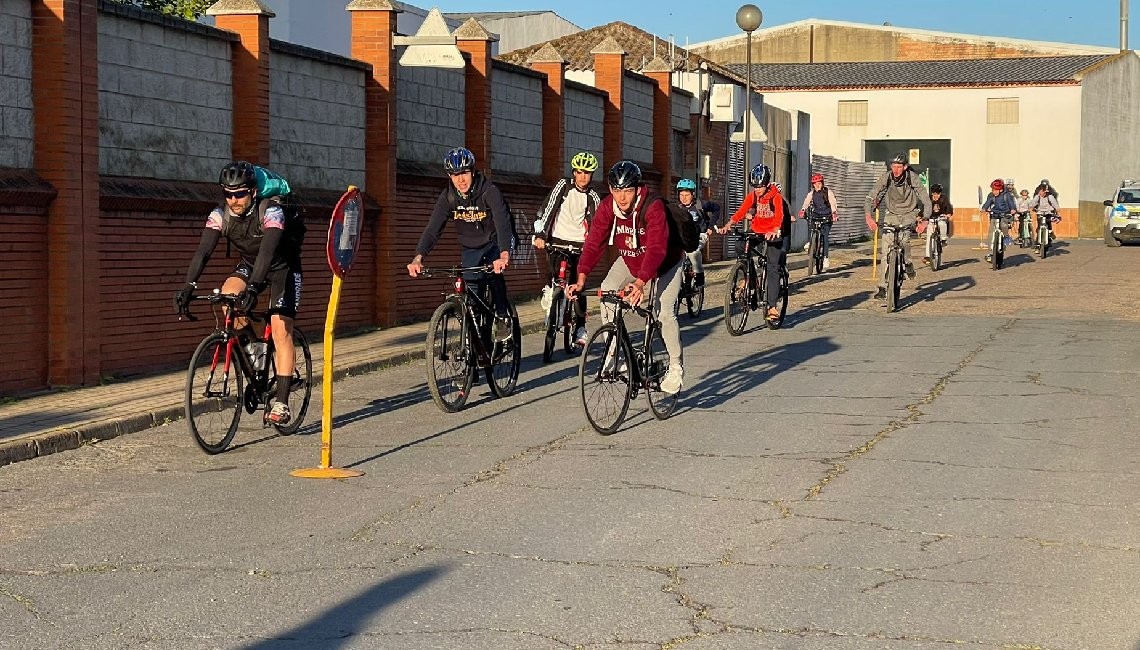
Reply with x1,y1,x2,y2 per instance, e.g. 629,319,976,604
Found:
269,40,367,190
896,39,1040,61
622,72,654,164
0,206,48,393
97,5,233,181
564,82,605,174
396,64,465,164
0,0,33,169
490,60,543,175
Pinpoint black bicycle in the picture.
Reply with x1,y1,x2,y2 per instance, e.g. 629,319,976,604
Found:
674,254,705,318
180,291,313,454
880,222,914,313
805,211,830,276
420,265,521,412
1035,212,1057,259
924,216,946,272
579,288,677,434
724,231,788,335
541,242,583,363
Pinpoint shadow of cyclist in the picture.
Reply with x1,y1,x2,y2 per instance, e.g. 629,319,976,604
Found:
898,274,978,310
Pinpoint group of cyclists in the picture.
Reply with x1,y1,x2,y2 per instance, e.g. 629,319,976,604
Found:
174,147,1064,422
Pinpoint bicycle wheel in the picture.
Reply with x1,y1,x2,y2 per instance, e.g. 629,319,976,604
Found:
266,328,313,435
688,282,704,318
885,249,899,313
426,301,474,412
807,230,819,277
487,303,521,398
1039,226,1048,259
930,234,942,272
579,324,632,435
542,288,561,363
991,231,1002,270
644,323,677,420
724,262,749,336
562,294,576,355
767,268,789,330
185,333,243,454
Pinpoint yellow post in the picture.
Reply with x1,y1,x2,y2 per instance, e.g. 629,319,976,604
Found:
292,186,364,480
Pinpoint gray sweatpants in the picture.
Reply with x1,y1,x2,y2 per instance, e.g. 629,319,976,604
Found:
598,256,683,370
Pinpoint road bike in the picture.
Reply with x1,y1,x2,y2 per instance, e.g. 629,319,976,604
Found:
579,288,676,434
724,231,788,335
987,212,1011,271
180,291,313,454
880,222,914,313
541,242,583,363
924,216,947,272
805,211,830,276
420,265,521,412
674,254,705,318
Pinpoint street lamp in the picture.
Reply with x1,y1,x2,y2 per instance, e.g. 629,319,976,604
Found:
736,4,762,191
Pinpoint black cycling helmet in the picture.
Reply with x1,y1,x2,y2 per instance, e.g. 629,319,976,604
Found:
889,151,908,166
219,161,256,190
607,160,642,189
443,147,476,174
930,183,943,194
748,163,772,188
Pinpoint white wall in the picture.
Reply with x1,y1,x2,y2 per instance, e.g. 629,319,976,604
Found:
1079,52,1140,205
763,85,1084,211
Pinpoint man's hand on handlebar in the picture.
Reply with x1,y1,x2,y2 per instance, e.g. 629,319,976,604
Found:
407,257,424,278
565,281,584,300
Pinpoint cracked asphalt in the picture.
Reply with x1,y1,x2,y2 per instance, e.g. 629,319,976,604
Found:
2,239,1140,649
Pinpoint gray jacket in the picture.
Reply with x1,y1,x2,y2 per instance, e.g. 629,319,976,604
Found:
864,168,931,225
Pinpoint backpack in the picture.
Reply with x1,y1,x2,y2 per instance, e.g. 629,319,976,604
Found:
647,194,701,253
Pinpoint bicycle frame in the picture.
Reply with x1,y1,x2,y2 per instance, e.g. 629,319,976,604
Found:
193,294,274,396
595,291,661,392
445,273,499,370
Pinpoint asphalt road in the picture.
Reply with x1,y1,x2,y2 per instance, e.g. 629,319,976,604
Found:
2,239,1139,649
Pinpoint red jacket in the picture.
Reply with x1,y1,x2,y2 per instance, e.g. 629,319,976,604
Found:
730,186,787,235
578,186,684,282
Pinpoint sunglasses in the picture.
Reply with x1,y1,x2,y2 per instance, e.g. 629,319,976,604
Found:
224,189,251,199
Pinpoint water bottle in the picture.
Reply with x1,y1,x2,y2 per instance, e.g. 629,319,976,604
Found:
246,341,267,369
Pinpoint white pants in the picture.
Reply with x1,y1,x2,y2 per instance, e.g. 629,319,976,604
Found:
599,257,683,369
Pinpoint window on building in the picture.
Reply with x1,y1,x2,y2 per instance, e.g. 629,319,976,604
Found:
837,100,868,126
672,130,686,175
987,98,1019,124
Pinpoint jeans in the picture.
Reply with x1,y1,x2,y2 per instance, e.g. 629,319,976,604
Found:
598,257,683,370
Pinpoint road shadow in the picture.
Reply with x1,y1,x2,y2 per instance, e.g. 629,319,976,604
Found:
1003,252,1037,268
294,384,435,436
786,290,875,327
898,274,978,310
240,565,447,649
790,270,855,294
928,257,976,271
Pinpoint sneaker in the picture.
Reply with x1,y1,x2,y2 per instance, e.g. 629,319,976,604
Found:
941,237,948,244
766,307,780,322
493,316,513,342
985,253,993,263
803,241,810,252
822,257,830,271
266,401,292,425
661,365,683,394
874,287,886,300
540,285,553,311
905,262,916,280
573,326,588,347
922,257,931,266
1003,235,1013,247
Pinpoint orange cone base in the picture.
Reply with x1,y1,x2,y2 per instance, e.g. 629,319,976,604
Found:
290,467,365,479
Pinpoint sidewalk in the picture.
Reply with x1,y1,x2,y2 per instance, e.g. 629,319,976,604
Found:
0,250,831,467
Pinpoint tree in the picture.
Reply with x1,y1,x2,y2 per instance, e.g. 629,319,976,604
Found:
109,0,214,21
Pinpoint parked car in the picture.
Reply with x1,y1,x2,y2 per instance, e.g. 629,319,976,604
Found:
1104,180,1140,247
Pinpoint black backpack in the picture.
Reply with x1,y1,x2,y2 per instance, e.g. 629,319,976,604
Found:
646,194,701,253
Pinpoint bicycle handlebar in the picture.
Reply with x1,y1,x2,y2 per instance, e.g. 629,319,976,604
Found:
596,289,652,319
418,264,496,278
545,242,583,255
178,291,268,323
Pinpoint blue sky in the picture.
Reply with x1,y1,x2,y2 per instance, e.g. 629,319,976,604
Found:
431,0,1134,49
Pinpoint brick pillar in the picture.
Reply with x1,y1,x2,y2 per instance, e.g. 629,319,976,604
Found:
455,19,496,174
207,0,274,165
529,44,568,185
347,0,400,326
644,57,674,199
591,37,626,172
33,0,100,387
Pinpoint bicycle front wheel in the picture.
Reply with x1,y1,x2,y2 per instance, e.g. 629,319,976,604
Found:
724,262,749,336
807,230,820,276
886,250,900,313
267,328,313,435
579,324,632,435
542,288,561,363
991,231,1002,270
185,333,243,454
644,323,677,420
1039,226,1049,258
426,301,474,412
487,303,521,398
930,235,942,272
688,282,704,318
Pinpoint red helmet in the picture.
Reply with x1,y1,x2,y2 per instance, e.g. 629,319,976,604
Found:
990,178,1004,190
810,173,824,184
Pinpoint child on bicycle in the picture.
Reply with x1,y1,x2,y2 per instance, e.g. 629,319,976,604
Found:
923,183,953,264
981,178,1018,263
407,147,515,342
676,178,712,287
717,163,791,324
798,172,838,270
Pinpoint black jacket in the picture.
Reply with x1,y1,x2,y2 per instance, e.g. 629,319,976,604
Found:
416,172,513,256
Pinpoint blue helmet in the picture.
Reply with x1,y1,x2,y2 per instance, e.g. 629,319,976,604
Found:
748,163,772,188
443,147,476,174
676,178,698,192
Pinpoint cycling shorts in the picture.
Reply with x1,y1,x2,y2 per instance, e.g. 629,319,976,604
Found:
231,259,302,319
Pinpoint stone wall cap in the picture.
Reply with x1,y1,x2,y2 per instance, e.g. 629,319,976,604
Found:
454,17,498,41
641,56,671,73
527,43,567,65
345,0,401,11
590,37,626,55
205,0,276,17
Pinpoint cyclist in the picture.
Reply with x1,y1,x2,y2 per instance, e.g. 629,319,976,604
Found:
864,152,930,300
1014,188,1032,245
533,151,602,347
797,172,838,270
716,163,791,324
567,161,686,394
1028,182,1060,246
173,161,302,425
676,178,712,287
407,147,514,342
923,183,953,265
981,178,1018,263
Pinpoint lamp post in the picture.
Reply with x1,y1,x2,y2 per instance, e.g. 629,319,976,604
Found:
736,4,762,190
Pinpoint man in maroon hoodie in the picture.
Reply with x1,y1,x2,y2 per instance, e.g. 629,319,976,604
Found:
567,161,686,394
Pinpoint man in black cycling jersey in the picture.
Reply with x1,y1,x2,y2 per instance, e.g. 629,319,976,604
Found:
533,151,602,347
407,147,515,342
174,161,303,425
